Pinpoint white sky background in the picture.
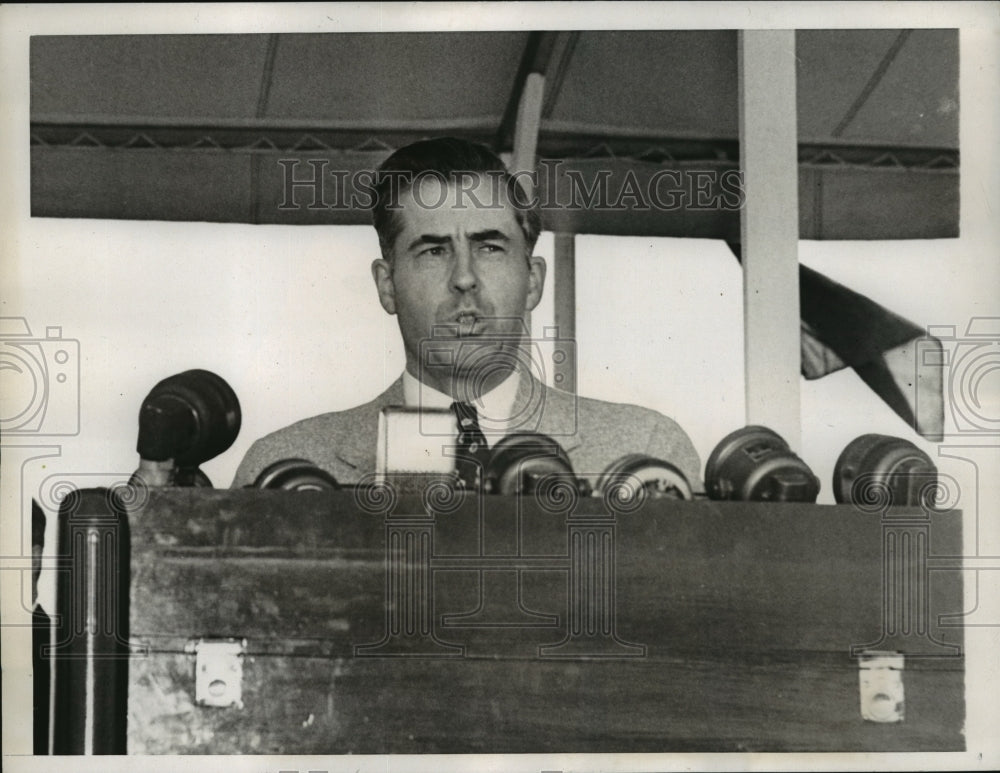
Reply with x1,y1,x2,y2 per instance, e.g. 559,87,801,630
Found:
10,222,994,500
2,3,999,772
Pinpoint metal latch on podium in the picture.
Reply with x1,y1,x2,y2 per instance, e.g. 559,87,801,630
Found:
858,650,904,723
185,637,247,709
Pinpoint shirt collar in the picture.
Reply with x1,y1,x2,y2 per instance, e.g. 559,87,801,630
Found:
402,367,522,436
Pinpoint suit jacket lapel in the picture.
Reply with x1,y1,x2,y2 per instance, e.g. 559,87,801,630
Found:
333,376,404,472
518,372,584,454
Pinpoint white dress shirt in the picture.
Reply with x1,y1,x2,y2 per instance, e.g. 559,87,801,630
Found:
402,367,522,444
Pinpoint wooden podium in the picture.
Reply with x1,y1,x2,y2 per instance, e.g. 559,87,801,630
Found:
50,486,964,754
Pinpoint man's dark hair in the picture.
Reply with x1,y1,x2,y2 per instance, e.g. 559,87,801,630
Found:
371,137,542,260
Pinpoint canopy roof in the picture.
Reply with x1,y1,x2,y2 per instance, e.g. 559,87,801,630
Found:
30,30,959,239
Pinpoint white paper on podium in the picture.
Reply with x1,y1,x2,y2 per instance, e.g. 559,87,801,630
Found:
376,407,457,476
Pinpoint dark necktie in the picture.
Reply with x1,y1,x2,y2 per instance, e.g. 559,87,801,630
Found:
451,401,489,491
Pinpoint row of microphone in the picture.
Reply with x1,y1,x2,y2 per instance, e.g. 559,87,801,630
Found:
133,369,939,507
248,425,939,509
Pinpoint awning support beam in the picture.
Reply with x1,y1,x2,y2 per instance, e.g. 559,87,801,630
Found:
738,30,802,450
496,31,561,155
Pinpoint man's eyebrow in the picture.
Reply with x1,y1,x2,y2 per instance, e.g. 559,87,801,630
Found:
405,230,511,251
468,229,510,242
406,234,453,252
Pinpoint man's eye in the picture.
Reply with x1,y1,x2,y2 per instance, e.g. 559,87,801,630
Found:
479,243,505,254
420,246,447,257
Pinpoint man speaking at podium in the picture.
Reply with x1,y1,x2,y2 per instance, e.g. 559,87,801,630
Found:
232,137,701,490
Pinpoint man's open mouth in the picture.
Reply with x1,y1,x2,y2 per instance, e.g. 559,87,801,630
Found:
452,312,482,336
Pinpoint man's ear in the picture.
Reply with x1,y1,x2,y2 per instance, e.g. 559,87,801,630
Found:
371,258,397,315
524,254,547,312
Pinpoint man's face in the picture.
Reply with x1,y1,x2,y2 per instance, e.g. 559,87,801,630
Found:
371,174,546,396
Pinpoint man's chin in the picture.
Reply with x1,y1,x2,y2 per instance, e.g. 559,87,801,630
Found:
421,340,523,385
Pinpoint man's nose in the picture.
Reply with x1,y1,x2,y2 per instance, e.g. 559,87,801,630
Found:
450,246,479,292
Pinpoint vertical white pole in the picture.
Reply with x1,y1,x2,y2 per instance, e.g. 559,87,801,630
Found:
510,71,546,352
510,72,546,191
738,30,802,450
553,232,577,394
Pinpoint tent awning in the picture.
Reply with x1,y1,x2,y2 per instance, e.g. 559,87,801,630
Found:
29,29,959,239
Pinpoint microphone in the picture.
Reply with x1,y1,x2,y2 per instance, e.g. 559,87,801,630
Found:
596,454,694,503
833,434,937,507
483,432,583,496
252,459,340,491
705,425,820,503
133,369,241,487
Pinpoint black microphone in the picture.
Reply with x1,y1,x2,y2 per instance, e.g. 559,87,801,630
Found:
483,432,583,496
133,369,241,487
597,454,694,503
834,434,937,507
31,499,49,754
252,459,340,491
705,425,820,503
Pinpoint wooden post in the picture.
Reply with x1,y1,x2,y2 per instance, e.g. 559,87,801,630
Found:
738,30,802,450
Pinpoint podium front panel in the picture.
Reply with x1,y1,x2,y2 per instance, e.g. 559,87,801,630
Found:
117,489,964,753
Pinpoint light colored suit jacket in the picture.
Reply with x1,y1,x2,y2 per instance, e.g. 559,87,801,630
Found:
231,375,703,491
